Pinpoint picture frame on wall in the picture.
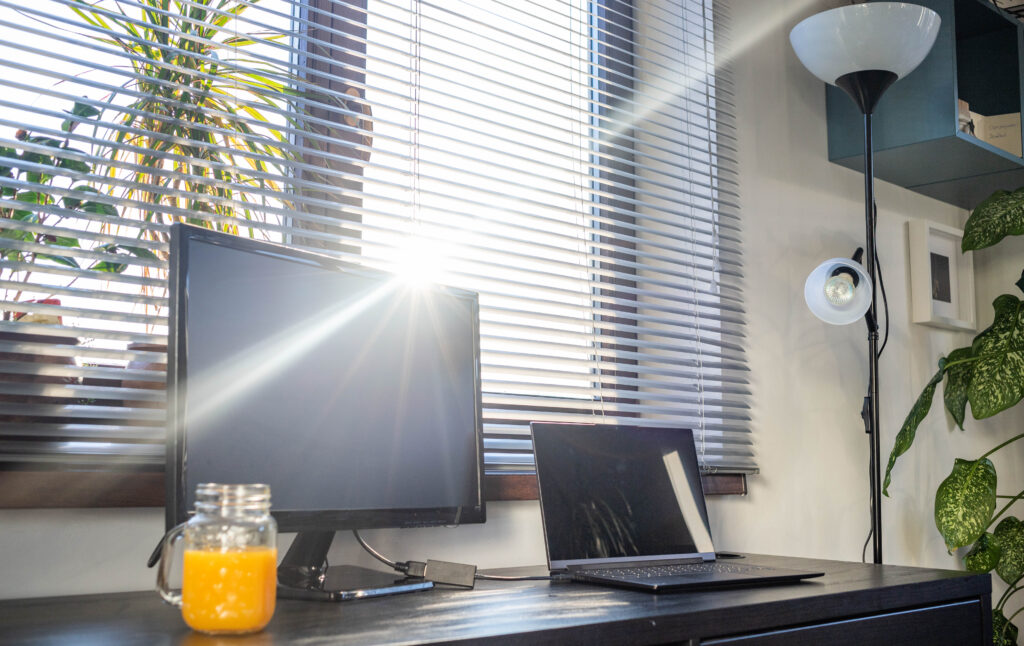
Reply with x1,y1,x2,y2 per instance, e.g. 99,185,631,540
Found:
907,219,975,332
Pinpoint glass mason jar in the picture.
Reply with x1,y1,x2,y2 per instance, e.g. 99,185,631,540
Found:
157,483,277,634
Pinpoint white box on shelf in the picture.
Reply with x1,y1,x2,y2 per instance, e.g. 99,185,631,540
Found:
970,112,1022,157
958,99,972,133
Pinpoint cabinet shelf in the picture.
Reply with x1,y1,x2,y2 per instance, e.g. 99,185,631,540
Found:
826,0,1024,209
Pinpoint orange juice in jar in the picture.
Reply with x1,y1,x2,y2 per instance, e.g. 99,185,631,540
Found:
158,484,278,635
181,547,278,634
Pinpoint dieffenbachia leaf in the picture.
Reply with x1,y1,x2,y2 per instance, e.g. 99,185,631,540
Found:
71,101,101,118
57,154,91,174
9,209,38,223
0,145,16,177
966,295,1024,419
16,191,47,206
120,245,159,260
34,253,80,269
0,228,32,241
61,185,99,210
934,457,997,552
80,201,118,217
883,361,946,496
994,516,1024,585
962,186,1024,252
994,608,1020,646
46,236,79,248
62,100,102,131
943,347,974,430
24,136,63,149
90,260,127,273
964,531,1001,573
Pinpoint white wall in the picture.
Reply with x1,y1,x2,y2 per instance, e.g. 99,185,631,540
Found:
2,0,1022,610
709,8,1024,639
712,0,1024,576
0,502,546,600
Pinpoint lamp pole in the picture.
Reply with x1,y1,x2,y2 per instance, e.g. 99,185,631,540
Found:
835,69,895,565
863,111,882,566
790,2,941,567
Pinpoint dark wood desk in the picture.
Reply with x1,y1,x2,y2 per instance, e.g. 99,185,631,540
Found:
0,554,991,645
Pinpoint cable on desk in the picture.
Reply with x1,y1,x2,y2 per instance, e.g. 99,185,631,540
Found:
351,531,466,584
475,572,558,581
352,529,558,583
352,529,400,570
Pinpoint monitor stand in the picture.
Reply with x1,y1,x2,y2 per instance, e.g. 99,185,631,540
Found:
276,531,433,601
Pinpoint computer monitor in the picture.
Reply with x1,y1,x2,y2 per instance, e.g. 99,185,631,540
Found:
166,223,485,596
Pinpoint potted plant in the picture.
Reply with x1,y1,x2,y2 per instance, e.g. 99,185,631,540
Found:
4,0,335,425
50,0,322,414
1,100,159,418
68,0,302,239
884,186,1024,645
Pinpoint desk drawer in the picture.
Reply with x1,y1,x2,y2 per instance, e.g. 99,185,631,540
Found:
702,599,986,646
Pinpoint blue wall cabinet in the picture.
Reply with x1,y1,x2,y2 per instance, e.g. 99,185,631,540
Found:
826,0,1024,209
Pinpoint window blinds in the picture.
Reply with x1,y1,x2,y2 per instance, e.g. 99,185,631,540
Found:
0,0,752,474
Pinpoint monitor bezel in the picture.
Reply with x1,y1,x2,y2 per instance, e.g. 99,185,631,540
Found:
166,223,486,532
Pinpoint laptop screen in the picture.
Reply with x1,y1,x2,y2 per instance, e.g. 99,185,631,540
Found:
532,424,715,569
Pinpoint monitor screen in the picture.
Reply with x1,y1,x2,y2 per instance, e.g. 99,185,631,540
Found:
166,224,485,532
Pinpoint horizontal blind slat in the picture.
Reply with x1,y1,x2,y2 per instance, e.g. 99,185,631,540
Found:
0,424,164,440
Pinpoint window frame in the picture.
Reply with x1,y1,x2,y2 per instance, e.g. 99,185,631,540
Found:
0,0,747,509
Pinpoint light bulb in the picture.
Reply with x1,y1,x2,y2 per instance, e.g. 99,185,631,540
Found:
805,257,872,325
823,273,855,306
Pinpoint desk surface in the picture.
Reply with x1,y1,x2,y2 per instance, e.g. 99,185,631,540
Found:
0,554,991,645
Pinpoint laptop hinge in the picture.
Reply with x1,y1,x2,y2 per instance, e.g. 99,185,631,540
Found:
570,556,706,571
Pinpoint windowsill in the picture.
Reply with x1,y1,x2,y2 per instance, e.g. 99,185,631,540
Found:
0,471,747,509
0,470,165,509
484,473,748,501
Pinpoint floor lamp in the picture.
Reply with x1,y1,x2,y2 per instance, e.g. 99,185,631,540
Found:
789,3,940,564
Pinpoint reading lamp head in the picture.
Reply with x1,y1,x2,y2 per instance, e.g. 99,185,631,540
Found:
804,256,872,325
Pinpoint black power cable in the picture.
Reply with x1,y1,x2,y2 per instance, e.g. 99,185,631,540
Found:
353,529,400,569
352,530,556,583
874,204,891,358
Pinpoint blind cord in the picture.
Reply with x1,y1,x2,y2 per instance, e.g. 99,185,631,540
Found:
695,0,714,470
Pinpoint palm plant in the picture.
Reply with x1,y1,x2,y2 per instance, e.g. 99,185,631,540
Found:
69,0,301,237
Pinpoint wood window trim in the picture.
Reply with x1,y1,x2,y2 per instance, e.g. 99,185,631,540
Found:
484,473,747,501
0,471,746,509
0,470,165,509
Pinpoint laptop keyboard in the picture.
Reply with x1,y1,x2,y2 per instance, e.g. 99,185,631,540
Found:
583,562,772,580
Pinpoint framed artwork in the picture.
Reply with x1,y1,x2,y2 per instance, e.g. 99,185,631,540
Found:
907,219,975,331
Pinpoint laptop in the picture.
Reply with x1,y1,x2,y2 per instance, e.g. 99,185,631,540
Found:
531,423,824,592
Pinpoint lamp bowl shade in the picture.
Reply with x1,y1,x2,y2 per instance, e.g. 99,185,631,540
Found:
790,3,940,85
804,257,873,325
